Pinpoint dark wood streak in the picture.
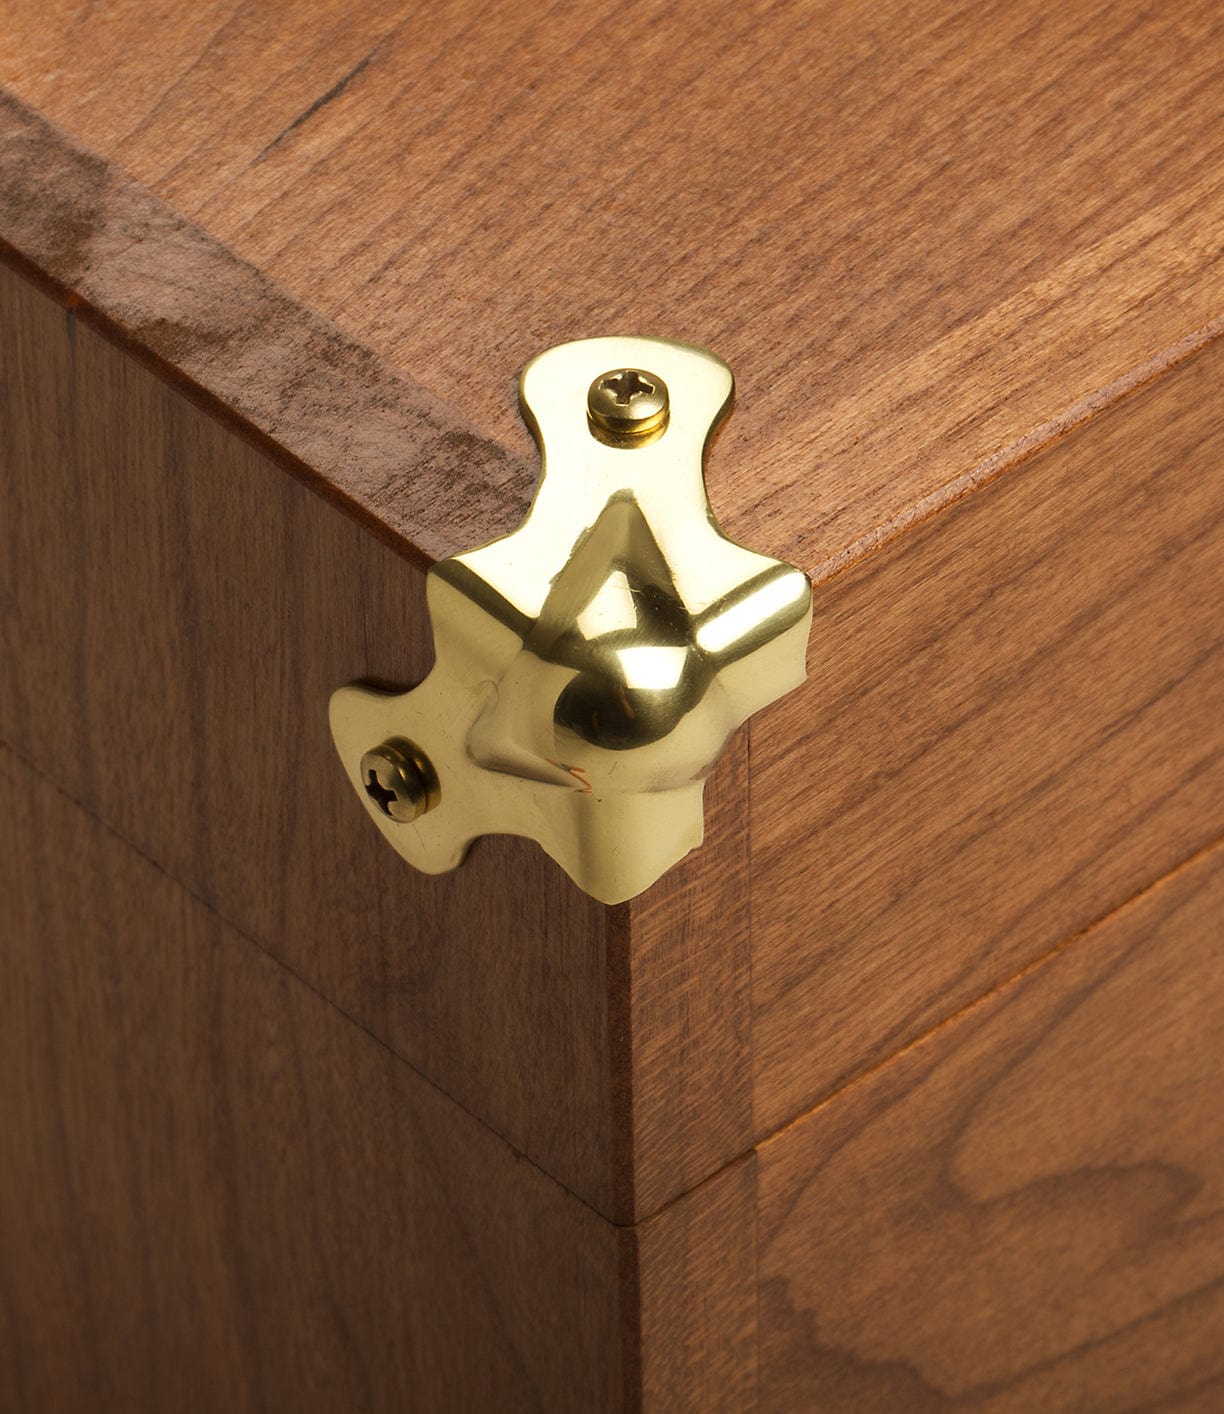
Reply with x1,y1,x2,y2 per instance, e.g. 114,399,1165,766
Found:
0,91,533,572
255,47,380,163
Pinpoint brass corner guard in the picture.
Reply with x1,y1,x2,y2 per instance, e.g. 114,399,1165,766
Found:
329,336,813,904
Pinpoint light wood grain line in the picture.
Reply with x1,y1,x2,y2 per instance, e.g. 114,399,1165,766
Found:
601,829,1224,1236
758,830,1224,1163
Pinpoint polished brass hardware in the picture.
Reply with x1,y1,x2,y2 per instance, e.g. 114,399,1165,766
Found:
587,367,669,442
360,739,439,823
330,336,812,904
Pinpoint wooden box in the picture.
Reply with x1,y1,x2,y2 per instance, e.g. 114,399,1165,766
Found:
2,2,1222,1409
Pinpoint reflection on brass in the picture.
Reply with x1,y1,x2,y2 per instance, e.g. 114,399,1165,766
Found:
330,336,812,904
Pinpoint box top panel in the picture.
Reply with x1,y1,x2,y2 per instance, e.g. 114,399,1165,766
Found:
3,0,1223,575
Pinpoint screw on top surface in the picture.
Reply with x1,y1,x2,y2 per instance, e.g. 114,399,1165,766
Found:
587,368,669,440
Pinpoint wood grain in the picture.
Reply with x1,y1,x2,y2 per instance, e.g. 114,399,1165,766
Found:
0,255,623,1213
8,709,1217,1409
2,0,1221,1216
2,2,1223,576
0,252,762,1221
750,327,1224,1138
7,4,1223,1402
636,1154,759,1412
0,735,767,1410
0,90,530,569
0,744,625,1413
756,835,1224,1412
622,728,753,1216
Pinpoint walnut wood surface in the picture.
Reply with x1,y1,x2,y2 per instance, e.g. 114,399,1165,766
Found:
624,730,753,1216
0,253,760,1222
0,745,624,1413
0,258,618,1211
637,1154,759,1410
0,91,528,571
750,330,1224,1138
756,836,1224,1412
4,0,1224,1208
6,735,1214,1410
4,5,1224,1398
2,2,1223,575
0,734,764,1411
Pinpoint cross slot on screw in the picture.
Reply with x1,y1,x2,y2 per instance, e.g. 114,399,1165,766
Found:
358,740,437,823
587,367,669,442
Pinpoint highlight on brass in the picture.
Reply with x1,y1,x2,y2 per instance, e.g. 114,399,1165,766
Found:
330,335,813,904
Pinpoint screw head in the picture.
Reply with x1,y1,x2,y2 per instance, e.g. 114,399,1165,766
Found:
587,368,669,441
359,739,438,823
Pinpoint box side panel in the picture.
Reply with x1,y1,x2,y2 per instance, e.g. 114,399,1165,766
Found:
0,256,621,1214
0,746,624,1413
756,836,1224,1411
622,730,753,1218
752,333,1224,1135
635,1153,759,1413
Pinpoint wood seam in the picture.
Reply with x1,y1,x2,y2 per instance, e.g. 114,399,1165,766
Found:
756,827,1224,1155
630,828,1224,1231
0,732,620,1229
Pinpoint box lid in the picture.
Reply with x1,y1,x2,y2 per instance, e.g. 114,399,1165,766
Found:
3,1,1222,571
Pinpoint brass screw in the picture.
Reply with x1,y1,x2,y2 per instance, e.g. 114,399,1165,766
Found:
359,739,438,823
587,368,669,441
